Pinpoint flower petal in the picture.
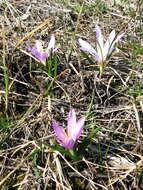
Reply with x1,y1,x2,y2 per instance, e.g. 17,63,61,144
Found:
74,117,85,140
103,30,115,58
47,34,55,50
31,49,49,61
96,25,104,49
104,31,124,57
114,32,124,44
52,120,67,142
67,109,77,136
63,139,75,149
27,40,49,61
34,40,43,52
52,120,75,149
78,38,100,60
95,25,104,61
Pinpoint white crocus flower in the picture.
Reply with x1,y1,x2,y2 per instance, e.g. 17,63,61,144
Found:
78,25,124,73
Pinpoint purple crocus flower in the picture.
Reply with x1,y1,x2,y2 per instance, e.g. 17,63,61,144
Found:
52,109,85,149
27,34,56,65
78,25,124,72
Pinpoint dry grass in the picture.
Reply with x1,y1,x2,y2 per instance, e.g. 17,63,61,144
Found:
0,0,143,189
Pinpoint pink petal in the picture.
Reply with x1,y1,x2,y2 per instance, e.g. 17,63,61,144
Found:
67,109,76,136
27,40,49,61
78,38,100,60
47,34,55,50
52,120,67,142
52,120,75,149
74,117,85,140
63,138,75,149
32,50,49,61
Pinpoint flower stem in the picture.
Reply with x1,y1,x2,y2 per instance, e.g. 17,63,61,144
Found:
69,149,75,158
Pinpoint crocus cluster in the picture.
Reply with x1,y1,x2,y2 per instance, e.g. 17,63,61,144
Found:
27,34,56,65
52,109,85,149
78,25,124,73
26,25,124,150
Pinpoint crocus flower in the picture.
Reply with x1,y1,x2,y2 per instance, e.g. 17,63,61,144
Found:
27,34,56,65
78,25,124,72
52,109,85,149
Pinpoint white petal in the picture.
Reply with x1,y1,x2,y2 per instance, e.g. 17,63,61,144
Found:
103,30,115,58
78,38,100,60
114,32,125,43
47,34,55,50
95,25,104,61
35,40,43,52
96,25,104,49
105,31,124,57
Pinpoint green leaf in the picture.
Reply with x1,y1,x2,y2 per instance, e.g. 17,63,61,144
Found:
77,127,101,156
81,50,95,65
130,43,143,55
